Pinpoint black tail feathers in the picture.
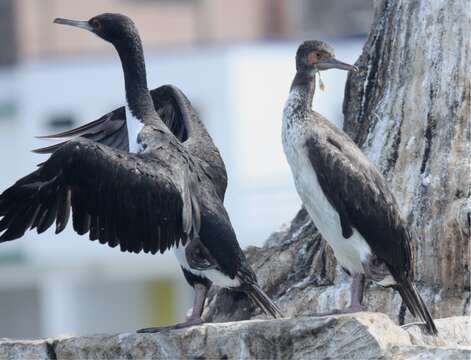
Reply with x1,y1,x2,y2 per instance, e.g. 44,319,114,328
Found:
398,280,438,335
245,283,284,319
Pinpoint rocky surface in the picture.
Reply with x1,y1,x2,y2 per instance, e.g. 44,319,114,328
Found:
343,0,470,294
204,209,469,325
205,0,470,326
0,313,469,360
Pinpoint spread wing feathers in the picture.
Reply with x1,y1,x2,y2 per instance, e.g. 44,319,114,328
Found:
33,108,128,154
306,135,412,280
31,85,227,200
0,138,200,255
151,85,228,200
32,85,192,155
151,85,191,143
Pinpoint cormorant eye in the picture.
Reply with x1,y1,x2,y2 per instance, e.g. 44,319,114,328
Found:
90,19,101,30
307,51,319,65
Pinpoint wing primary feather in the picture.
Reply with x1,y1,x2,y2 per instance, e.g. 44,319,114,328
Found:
105,186,119,248
55,189,71,234
2,136,187,257
31,203,45,229
37,195,59,234
32,142,67,154
0,203,34,240
0,204,23,232
71,189,91,235
35,116,110,139
89,216,99,241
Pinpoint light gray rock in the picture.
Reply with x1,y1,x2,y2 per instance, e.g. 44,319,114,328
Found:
405,316,471,348
1,314,469,360
388,345,470,360
0,338,53,360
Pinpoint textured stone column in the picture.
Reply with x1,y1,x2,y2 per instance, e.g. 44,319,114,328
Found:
343,0,470,309
205,0,470,323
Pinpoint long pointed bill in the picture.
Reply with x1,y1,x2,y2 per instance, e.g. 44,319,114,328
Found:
53,18,93,32
318,58,358,72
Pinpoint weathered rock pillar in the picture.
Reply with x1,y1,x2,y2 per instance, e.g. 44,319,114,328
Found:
205,0,470,323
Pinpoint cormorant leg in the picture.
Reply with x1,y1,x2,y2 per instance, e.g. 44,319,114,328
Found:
185,282,208,321
348,273,367,312
310,273,367,316
137,283,209,333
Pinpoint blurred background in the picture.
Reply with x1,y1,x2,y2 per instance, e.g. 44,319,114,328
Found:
0,0,372,338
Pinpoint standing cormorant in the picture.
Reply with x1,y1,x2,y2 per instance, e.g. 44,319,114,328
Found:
282,41,437,335
0,13,282,332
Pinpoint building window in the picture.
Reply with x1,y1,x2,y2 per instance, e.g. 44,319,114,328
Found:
45,113,77,131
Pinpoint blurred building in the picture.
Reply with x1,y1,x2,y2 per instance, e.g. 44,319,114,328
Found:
0,0,371,338
2,0,371,61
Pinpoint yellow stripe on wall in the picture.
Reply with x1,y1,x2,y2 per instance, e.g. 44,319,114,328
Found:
145,279,176,327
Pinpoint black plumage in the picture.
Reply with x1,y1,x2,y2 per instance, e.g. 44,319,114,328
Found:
0,13,282,331
306,132,413,276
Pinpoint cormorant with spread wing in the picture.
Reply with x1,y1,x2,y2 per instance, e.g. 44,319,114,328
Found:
0,13,282,332
282,41,437,334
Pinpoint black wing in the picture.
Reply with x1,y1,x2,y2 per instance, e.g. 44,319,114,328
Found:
33,85,228,200
0,138,199,255
151,85,190,143
33,108,128,154
151,85,228,200
306,134,413,280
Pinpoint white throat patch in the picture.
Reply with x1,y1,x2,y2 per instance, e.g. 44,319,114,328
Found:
126,105,144,154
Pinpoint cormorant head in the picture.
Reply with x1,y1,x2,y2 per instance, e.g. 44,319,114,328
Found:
54,13,138,45
295,40,358,73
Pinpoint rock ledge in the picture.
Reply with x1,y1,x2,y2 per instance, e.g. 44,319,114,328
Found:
1,313,469,359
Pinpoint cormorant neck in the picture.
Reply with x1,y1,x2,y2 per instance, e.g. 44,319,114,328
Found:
115,37,154,123
289,70,316,110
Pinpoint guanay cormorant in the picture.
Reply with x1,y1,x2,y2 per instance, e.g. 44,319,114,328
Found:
0,13,282,332
281,41,437,335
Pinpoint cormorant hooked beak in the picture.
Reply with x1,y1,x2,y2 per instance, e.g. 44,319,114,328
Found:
317,58,358,72
54,18,93,32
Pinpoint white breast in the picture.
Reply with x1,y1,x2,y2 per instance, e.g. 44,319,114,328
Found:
173,242,241,288
282,92,372,275
126,105,144,154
